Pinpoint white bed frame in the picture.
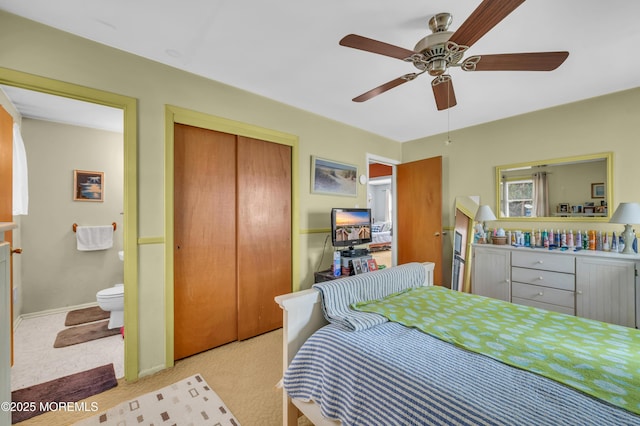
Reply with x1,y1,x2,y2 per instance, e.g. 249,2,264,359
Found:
275,262,435,426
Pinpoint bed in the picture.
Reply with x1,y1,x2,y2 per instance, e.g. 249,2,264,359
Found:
275,262,640,426
368,222,392,251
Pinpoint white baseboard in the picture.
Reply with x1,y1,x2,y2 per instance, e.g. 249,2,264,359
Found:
138,364,166,379
15,301,99,331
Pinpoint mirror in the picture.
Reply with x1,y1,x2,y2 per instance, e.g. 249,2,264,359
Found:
496,152,612,221
452,196,479,293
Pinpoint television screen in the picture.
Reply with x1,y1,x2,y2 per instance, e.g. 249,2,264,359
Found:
331,208,372,248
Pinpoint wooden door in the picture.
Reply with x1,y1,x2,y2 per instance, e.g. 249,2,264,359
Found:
396,156,443,284
174,124,238,360
236,136,291,340
0,107,13,364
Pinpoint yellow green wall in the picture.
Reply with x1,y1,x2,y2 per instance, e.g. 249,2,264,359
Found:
402,87,640,284
0,11,401,378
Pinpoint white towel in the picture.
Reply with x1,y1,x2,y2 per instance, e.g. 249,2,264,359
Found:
76,225,114,251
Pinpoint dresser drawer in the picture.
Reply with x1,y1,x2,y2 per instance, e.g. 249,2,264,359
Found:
511,250,575,273
512,296,575,316
512,282,575,309
511,266,575,291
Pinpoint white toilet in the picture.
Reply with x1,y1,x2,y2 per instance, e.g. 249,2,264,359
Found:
96,251,125,329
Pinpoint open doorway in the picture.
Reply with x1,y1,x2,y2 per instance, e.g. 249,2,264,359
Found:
0,82,132,390
366,154,398,269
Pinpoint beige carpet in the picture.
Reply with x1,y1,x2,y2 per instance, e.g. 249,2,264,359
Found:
17,328,312,426
75,374,239,425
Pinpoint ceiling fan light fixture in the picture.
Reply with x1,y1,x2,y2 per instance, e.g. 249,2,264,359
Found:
428,59,448,76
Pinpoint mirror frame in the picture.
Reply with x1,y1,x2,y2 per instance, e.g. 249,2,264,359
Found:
495,152,613,222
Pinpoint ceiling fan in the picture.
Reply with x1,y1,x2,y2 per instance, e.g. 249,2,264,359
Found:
339,0,569,110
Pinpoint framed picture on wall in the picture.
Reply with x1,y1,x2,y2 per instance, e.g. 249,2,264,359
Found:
73,169,104,202
311,156,358,197
591,182,605,199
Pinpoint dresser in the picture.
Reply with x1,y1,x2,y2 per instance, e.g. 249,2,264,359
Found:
472,244,639,328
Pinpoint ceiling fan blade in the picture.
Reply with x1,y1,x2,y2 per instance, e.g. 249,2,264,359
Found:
431,75,457,111
352,75,415,102
449,0,525,48
462,52,569,71
340,34,416,60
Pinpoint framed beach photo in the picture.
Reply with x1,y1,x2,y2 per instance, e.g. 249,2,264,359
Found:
311,156,357,197
73,169,104,202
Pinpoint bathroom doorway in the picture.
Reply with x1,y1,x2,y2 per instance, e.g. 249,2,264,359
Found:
366,154,399,269
0,72,137,387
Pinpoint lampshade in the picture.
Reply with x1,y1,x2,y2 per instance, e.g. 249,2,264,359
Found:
610,202,640,254
475,205,497,222
610,202,640,224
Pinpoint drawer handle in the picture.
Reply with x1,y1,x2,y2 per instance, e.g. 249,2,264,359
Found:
537,260,544,264
538,276,544,281
538,292,544,296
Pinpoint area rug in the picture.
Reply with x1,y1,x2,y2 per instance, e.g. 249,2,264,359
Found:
11,364,117,424
65,306,110,326
75,374,240,425
54,320,120,348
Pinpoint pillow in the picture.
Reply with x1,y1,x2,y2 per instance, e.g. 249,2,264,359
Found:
312,262,427,331
371,224,382,233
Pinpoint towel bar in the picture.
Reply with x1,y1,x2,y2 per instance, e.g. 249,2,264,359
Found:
72,222,117,232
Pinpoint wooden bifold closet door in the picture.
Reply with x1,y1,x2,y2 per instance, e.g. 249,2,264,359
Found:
173,124,291,360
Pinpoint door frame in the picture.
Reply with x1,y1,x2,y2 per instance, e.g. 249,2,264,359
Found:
0,67,139,380
164,105,299,367
366,153,399,267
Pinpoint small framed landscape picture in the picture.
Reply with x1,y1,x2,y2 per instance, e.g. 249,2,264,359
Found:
591,182,605,199
311,156,358,197
557,203,569,213
73,170,104,202
571,205,582,214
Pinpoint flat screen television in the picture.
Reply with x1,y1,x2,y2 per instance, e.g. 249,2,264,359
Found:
331,208,372,249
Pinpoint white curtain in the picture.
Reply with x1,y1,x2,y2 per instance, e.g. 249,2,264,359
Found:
385,189,392,223
12,122,29,215
533,172,549,217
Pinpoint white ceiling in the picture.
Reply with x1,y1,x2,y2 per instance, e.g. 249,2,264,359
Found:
0,85,123,133
1,0,640,142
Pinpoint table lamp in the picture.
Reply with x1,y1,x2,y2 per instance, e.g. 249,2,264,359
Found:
609,202,640,254
474,205,496,243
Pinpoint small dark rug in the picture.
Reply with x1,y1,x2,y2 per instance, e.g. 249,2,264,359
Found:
65,306,110,326
11,363,117,424
54,320,120,348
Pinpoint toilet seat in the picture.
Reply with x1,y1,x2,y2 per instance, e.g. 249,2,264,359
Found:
97,286,124,298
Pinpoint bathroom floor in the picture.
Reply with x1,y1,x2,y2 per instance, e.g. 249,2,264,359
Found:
11,308,124,391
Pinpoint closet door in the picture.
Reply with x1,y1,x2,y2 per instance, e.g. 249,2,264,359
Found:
236,136,291,340
174,124,238,360
396,156,443,284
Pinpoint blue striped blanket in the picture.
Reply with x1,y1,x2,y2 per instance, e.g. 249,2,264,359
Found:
312,262,426,331
284,323,640,425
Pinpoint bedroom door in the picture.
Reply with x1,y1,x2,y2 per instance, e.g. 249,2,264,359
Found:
396,156,443,284
0,106,13,366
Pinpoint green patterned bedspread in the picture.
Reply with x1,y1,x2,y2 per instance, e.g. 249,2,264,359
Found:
353,286,640,415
